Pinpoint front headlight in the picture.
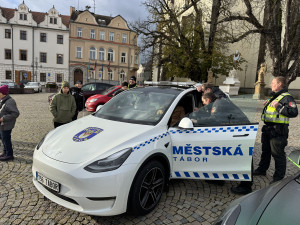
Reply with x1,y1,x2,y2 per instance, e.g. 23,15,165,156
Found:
36,135,46,150
84,148,132,173
89,98,98,103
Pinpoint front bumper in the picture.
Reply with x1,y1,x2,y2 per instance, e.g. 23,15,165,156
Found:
32,150,137,216
85,102,96,112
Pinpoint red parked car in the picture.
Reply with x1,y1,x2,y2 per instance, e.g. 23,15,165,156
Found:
85,85,121,112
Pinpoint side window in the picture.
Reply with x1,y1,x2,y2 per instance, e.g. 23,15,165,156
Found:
82,84,90,91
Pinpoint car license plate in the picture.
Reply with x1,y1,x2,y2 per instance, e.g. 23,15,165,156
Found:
36,171,60,192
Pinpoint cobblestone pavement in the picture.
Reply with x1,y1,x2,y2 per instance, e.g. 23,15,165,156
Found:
0,93,299,225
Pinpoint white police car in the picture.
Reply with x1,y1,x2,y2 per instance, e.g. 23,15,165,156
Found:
32,85,258,216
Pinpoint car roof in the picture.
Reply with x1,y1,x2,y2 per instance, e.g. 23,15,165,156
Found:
130,86,189,95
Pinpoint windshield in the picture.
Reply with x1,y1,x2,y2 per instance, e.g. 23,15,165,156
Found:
100,86,118,95
94,87,180,125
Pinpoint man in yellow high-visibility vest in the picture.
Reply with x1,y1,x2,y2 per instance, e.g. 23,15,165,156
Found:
254,76,298,183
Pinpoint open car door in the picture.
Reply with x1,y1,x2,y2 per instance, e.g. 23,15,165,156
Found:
168,94,260,181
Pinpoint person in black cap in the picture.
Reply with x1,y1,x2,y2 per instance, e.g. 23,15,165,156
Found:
70,80,84,120
128,76,138,89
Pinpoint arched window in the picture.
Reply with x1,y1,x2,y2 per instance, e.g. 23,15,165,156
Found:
89,47,96,59
120,69,125,81
99,48,105,61
108,70,113,80
108,49,114,61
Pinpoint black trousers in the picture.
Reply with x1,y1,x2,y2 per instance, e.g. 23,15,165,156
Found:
258,126,288,180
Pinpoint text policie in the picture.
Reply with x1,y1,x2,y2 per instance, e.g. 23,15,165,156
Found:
173,144,254,162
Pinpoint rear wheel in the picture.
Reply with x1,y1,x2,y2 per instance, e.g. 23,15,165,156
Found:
128,160,165,216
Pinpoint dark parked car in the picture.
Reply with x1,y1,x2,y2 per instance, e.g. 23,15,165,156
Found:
81,82,114,100
215,150,300,225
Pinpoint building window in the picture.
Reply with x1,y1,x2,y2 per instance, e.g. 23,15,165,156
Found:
122,34,127,43
109,32,114,41
108,70,113,80
57,54,63,64
100,31,105,40
76,47,82,58
99,48,105,61
121,53,126,63
5,49,12,60
50,17,57,24
19,50,27,60
19,13,27,20
40,73,46,82
91,29,95,39
40,52,47,63
120,70,125,81
5,71,12,80
131,55,133,64
89,47,96,60
135,54,138,64
20,30,27,40
5,29,11,39
40,33,47,42
57,35,63,44
77,27,82,37
56,73,63,83
108,49,114,61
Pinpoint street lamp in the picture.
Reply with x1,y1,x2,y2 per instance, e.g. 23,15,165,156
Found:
31,57,42,82
244,64,248,88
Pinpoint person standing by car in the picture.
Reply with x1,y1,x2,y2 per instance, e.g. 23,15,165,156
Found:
232,76,298,195
114,81,128,96
50,81,76,128
128,76,138,89
0,85,20,161
70,80,84,120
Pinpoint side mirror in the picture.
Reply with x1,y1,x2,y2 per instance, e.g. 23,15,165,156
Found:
288,150,300,169
178,117,194,130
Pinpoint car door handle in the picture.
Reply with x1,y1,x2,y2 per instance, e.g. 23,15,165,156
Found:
233,134,249,137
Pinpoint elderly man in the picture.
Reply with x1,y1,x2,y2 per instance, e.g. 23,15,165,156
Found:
232,76,298,195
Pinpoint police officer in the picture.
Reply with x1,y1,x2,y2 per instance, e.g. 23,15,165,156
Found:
254,76,298,183
70,80,84,120
128,76,138,89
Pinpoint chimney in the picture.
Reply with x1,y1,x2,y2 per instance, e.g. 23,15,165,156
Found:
70,6,75,16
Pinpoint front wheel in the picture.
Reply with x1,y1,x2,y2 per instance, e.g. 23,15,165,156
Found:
128,160,166,216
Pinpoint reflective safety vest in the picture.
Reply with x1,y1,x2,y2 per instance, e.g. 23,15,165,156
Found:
261,92,290,124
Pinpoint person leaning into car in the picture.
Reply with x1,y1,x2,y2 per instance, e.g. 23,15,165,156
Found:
70,80,84,120
50,81,76,128
232,76,298,195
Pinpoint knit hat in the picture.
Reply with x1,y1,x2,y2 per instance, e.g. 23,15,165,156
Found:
61,81,70,89
130,76,136,82
0,85,9,95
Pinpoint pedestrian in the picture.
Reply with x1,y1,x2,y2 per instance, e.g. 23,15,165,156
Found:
232,76,298,195
128,76,138,89
0,85,20,161
70,80,84,120
193,83,203,110
114,81,128,96
201,83,228,99
50,81,76,128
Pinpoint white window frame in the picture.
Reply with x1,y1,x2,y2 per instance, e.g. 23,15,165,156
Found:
108,49,114,62
100,31,105,40
122,34,127,43
108,70,113,80
99,48,105,61
109,32,114,41
90,47,96,60
77,27,82,37
91,29,95,39
76,47,82,58
121,52,126,63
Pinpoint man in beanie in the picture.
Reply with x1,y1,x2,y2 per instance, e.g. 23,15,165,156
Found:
128,76,137,89
50,81,76,128
0,85,19,161
70,80,84,120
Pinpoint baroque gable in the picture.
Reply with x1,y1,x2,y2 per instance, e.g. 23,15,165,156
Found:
108,16,129,30
0,9,7,23
75,11,98,25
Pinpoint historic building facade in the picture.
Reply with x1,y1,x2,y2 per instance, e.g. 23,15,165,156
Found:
0,2,70,85
69,7,139,85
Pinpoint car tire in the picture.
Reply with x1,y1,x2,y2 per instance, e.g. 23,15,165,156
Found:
128,160,166,216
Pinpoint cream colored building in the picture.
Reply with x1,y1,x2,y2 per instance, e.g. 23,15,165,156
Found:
69,7,139,85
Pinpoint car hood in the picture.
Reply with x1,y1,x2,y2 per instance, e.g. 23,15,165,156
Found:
41,115,153,164
257,177,300,224
87,94,105,100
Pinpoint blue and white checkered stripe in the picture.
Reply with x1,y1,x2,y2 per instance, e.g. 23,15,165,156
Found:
172,171,250,180
169,125,258,134
133,132,169,151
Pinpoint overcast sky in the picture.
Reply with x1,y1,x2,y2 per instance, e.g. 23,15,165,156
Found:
0,0,148,23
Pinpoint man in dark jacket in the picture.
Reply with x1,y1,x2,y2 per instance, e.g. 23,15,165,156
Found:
0,85,20,161
128,76,138,89
232,76,298,195
70,80,84,120
201,83,228,99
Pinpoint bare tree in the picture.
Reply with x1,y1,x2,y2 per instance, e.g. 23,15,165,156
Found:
219,0,300,85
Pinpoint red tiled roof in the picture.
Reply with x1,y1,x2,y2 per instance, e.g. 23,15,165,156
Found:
0,7,70,28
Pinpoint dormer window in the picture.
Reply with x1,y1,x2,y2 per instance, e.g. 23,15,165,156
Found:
19,13,27,20
50,17,57,24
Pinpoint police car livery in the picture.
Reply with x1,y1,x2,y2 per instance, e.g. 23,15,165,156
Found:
32,85,259,216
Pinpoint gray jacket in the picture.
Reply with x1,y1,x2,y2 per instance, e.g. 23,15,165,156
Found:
0,95,20,130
